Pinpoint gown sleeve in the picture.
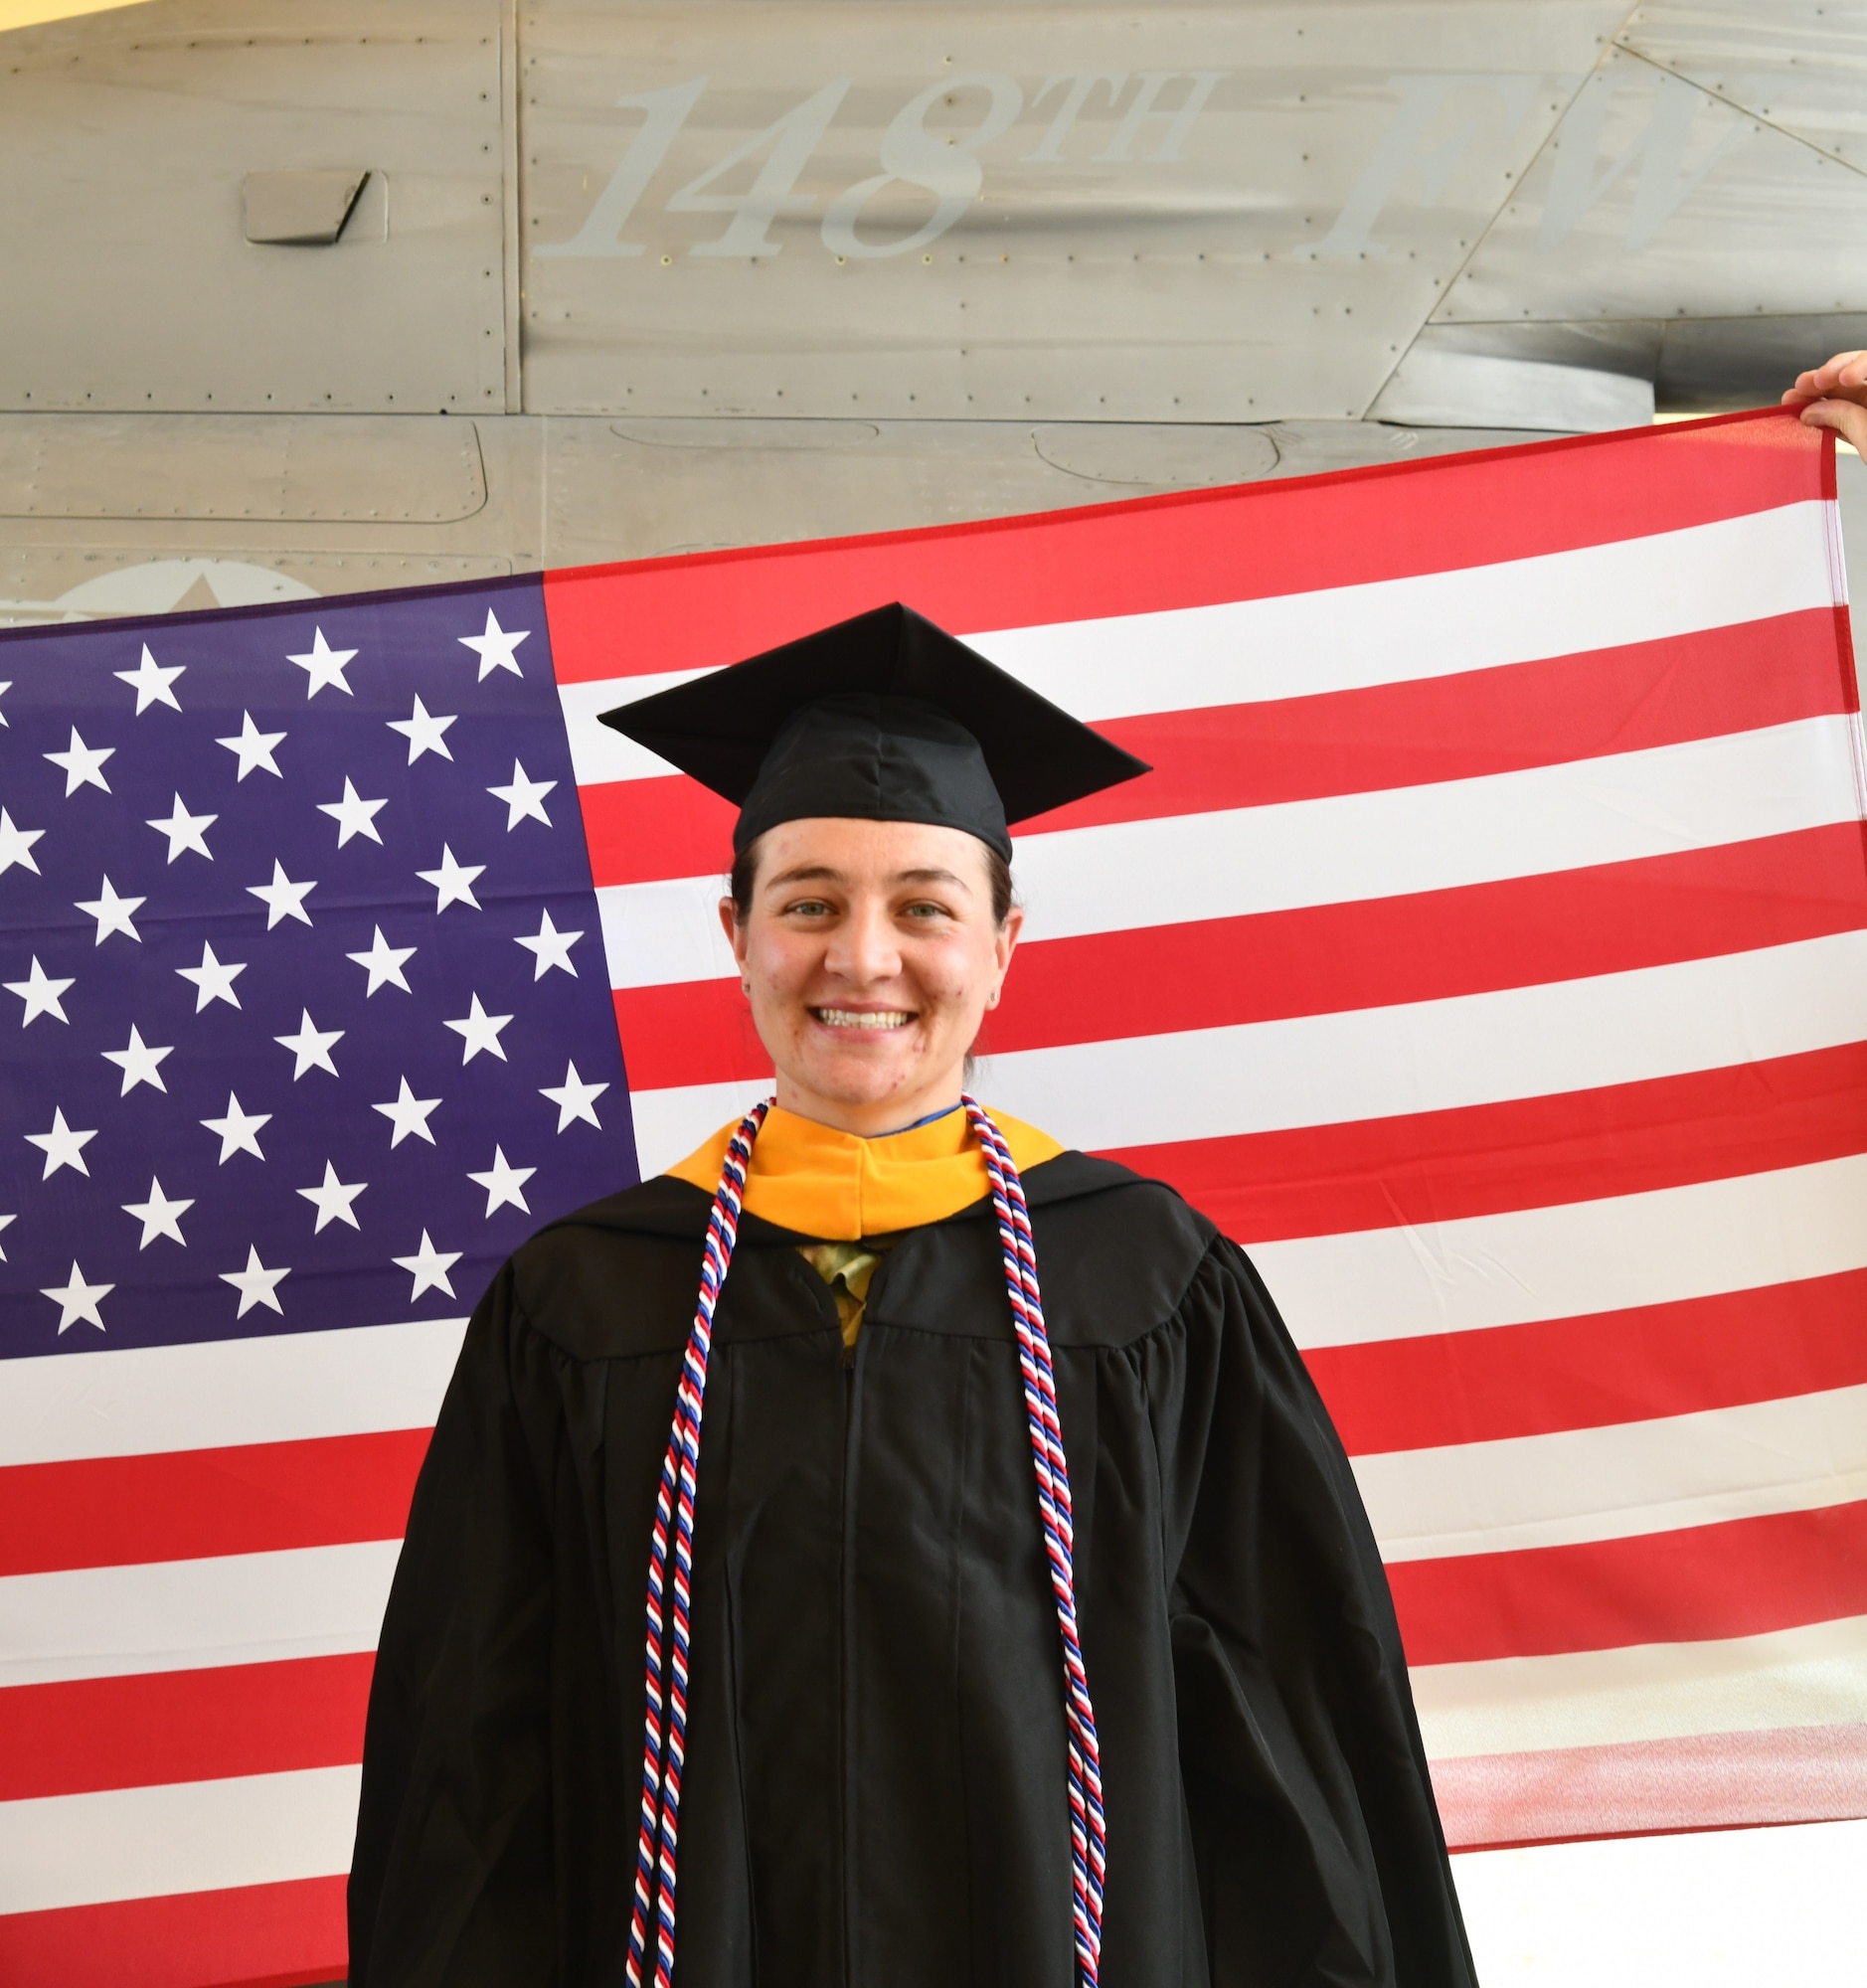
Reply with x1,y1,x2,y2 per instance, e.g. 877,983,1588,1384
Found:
347,1266,572,1988
1151,1238,1477,1988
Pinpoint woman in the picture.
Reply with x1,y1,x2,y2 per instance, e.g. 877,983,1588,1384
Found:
348,604,1476,1986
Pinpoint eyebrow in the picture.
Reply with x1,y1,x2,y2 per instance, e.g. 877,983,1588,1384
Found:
764,863,972,893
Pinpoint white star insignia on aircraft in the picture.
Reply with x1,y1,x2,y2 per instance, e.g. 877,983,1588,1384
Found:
298,1160,369,1234
102,1024,173,1095
75,876,144,944
114,643,184,714
43,725,115,797
458,608,531,681
0,808,45,878
347,924,417,995
121,1176,193,1249
201,1091,271,1164
374,1077,442,1148
287,627,359,699
515,907,583,978
216,710,287,780
416,844,484,912
146,792,217,863
541,1059,609,1132
42,1260,113,1333
0,1212,15,1260
387,694,457,763
443,993,514,1065
317,776,388,848
275,1008,344,1078
5,955,75,1027
175,940,247,1011
487,758,557,830
247,859,318,928
26,1106,97,1180
394,1230,462,1301
221,1245,290,1318
468,1145,536,1218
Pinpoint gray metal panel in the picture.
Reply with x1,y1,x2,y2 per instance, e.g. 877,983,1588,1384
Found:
1618,0,1867,172
518,2,1622,421
0,0,508,413
0,414,487,522
1434,44,1867,324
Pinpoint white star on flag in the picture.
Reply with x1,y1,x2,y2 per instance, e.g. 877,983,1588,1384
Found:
216,711,287,780
374,1077,442,1147
201,1091,271,1164
388,694,456,763
0,678,10,726
443,993,514,1064
541,1059,609,1132
114,643,184,714
75,876,144,944
44,726,115,796
0,1212,14,1259
275,1009,344,1078
458,608,530,680
121,1177,193,1248
347,924,416,995
42,1261,112,1333
26,1106,96,1180
468,1145,536,1217
317,776,388,847
5,956,75,1027
175,941,247,1011
298,1161,369,1234
515,908,583,978
487,759,556,830
146,793,217,863
0,808,45,878
417,844,484,912
102,1025,173,1095
394,1230,462,1300
287,627,359,699
221,1245,289,1318
246,860,318,928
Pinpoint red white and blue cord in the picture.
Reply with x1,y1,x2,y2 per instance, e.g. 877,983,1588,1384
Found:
628,1094,1105,1988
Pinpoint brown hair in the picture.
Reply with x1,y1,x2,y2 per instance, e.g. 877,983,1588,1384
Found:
729,832,1014,926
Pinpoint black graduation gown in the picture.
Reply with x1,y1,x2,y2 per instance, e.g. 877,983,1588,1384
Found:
348,1152,1477,1988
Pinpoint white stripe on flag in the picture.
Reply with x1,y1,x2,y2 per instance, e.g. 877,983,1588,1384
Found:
560,502,1837,786
0,1764,361,1915
1256,1152,1867,1350
1357,1384,1867,1562
596,715,1862,988
0,1540,402,1689
0,1318,468,1469
1412,1612,1867,1759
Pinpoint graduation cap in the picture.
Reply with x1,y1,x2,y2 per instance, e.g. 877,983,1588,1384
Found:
599,601,1150,861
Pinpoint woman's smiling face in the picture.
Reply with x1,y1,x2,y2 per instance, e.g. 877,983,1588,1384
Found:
720,816,1021,1135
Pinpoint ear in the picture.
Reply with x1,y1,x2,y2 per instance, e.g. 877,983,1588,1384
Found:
718,896,750,970
990,903,1024,994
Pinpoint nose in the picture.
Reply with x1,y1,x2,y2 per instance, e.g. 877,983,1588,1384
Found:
825,896,902,987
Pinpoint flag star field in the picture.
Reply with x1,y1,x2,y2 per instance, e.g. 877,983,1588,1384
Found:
0,580,638,1358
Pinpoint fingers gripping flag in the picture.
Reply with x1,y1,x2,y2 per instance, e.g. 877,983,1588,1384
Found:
1,410,1863,1987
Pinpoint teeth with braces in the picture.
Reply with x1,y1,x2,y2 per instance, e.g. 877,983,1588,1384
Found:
813,1008,913,1030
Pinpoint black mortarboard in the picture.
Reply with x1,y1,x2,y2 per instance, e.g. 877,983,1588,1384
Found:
598,602,1150,861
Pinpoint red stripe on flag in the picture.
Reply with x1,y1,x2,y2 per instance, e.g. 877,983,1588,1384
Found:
0,1876,346,1988
573,606,1852,887
612,823,1867,1089
1389,1498,1867,1666
0,1655,374,1803
1309,1267,1867,1456
1117,1039,1867,1243
543,409,1820,683
0,1429,430,1578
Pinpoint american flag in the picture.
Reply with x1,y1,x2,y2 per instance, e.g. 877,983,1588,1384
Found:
2,408,1863,1987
